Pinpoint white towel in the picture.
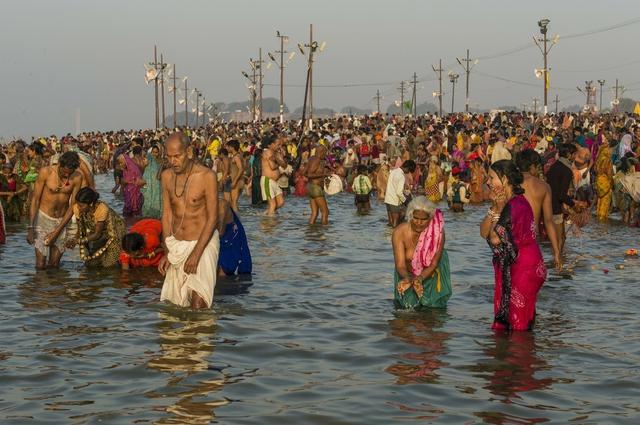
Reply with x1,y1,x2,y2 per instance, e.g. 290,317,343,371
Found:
161,231,220,308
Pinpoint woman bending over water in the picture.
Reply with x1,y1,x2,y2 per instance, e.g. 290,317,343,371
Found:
392,196,452,309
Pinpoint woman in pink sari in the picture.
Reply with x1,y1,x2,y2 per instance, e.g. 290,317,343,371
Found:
481,160,546,331
120,153,144,217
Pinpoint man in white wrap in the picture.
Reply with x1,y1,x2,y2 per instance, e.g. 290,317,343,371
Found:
159,133,219,309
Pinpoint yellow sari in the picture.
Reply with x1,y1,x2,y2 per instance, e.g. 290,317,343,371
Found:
595,144,613,221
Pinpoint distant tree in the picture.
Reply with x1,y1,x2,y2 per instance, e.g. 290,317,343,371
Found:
562,104,583,113
340,106,373,115
618,97,637,114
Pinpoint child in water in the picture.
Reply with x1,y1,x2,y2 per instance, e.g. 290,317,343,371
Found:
352,164,372,213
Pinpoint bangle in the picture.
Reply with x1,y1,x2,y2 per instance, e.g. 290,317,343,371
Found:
486,208,500,223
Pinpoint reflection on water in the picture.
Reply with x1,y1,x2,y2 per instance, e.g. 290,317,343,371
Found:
147,309,230,424
2,174,639,423
386,309,450,384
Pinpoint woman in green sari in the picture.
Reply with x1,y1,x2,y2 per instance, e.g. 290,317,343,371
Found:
141,144,163,218
391,196,452,309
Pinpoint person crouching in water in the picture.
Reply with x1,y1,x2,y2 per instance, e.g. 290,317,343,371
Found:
447,167,470,212
391,196,452,309
119,218,165,270
217,197,252,277
352,164,372,214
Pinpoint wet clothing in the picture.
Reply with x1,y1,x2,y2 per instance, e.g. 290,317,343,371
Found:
119,218,164,268
489,195,546,331
546,158,575,215
219,210,252,275
307,182,324,199
394,250,452,309
73,202,126,268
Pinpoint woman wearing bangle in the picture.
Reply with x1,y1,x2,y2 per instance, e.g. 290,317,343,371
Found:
391,196,452,309
480,160,547,331
62,187,126,268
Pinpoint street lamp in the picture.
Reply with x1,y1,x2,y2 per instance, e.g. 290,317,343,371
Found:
534,18,558,115
449,72,459,113
597,79,606,112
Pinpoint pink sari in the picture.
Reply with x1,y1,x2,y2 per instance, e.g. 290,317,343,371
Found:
489,195,546,331
122,155,143,217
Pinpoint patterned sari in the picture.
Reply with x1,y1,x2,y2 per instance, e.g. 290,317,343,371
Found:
75,202,126,268
141,153,162,218
122,154,143,216
594,144,613,221
489,195,546,331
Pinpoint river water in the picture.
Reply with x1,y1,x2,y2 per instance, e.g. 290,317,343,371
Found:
1,174,638,424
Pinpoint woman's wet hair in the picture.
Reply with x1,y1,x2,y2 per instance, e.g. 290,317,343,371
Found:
29,142,45,156
406,196,436,221
490,159,525,195
76,187,100,204
122,233,145,253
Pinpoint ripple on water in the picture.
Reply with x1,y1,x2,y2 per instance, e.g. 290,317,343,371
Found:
0,174,639,423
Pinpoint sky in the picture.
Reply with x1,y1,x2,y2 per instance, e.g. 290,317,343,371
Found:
2,0,640,139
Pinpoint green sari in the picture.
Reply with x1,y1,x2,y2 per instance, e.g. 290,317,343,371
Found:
394,250,452,309
141,154,162,218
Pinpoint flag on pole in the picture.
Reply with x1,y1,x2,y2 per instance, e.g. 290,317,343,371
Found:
634,102,640,115
144,64,158,84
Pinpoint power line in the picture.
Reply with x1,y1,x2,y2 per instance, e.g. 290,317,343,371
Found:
474,70,575,91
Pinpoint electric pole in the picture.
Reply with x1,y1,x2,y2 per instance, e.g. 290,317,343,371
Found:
308,25,314,121
411,72,418,116
159,53,167,127
534,19,557,115
184,77,188,127
432,59,444,116
449,73,459,113
612,78,625,114
275,31,289,123
194,89,200,128
553,94,559,114
456,49,477,113
258,48,264,121
398,81,407,117
301,24,323,128
373,90,381,114
597,79,606,113
152,46,160,128
172,65,177,129
532,97,539,114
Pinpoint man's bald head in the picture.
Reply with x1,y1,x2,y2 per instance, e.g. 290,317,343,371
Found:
165,132,190,152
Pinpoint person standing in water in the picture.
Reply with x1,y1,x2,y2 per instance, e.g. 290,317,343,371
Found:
392,196,452,309
158,133,219,309
304,144,330,225
28,152,83,269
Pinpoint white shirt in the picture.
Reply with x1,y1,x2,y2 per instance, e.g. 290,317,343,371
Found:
384,168,406,206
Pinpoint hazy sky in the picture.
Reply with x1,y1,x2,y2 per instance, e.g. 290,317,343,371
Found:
2,0,640,139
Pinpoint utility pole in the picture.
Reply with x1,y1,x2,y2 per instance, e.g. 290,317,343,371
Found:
275,31,289,123
184,77,188,128
172,65,177,129
532,97,539,114
553,94,559,114
432,59,444,116
411,72,418,116
159,53,167,127
597,79,606,113
449,73,459,113
194,89,200,129
249,58,258,121
534,19,557,115
258,48,264,121
301,24,322,129
201,96,206,127
612,78,624,114
399,81,406,117
153,46,160,128
373,90,381,114
456,49,477,113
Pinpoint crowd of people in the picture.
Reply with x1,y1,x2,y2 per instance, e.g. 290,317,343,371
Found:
1,109,639,330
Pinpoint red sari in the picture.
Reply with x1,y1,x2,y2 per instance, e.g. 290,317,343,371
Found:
0,201,5,244
489,195,546,331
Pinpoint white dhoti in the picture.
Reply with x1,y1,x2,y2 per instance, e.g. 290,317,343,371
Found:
160,231,220,308
34,209,67,257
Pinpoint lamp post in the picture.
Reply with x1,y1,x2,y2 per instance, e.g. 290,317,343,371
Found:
597,79,606,112
449,72,459,114
534,19,558,115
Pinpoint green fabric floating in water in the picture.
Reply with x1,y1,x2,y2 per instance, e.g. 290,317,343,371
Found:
394,250,452,309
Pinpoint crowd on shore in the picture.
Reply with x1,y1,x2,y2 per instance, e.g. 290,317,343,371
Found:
1,110,639,329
